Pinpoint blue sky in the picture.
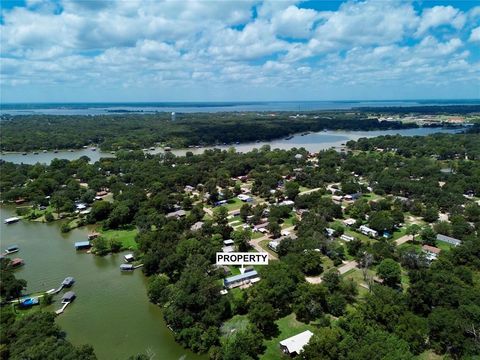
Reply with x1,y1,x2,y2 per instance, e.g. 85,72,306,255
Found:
1,0,479,103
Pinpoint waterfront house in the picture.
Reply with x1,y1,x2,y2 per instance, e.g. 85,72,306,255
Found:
224,270,260,289
436,234,462,246
88,232,101,240
74,241,91,250
62,291,76,303
279,330,314,356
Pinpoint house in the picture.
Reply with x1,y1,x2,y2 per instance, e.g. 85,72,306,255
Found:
96,191,108,197
75,203,87,210
341,234,355,242
359,225,378,238
279,330,314,356
325,228,336,237
436,234,462,246
88,232,101,240
224,270,260,289
223,239,235,246
190,221,204,231
269,240,280,252
184,185,195,192
222,245,235,253
343,218,356,227
332,195,343,202
166,210,186,219
254,223,269,232
238,194,252,202
280,200,295,206
422,245,441,261
74,241,91,250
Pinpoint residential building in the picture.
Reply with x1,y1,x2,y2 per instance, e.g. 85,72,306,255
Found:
436,234,462,246
279,330,314,356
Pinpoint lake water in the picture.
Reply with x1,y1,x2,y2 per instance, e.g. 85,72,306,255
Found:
0,127,462,165
0,207,204,360
1,100,478,115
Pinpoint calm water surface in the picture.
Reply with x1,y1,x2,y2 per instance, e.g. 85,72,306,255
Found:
0,207,204,360
0,127,461,165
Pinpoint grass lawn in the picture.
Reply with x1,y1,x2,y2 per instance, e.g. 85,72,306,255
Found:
416,350,445,360
362,193,383,201
342,268,373,298
221,314,250,338
281,215,295,229
299,186,310,193
252,231,265,239
261,313,316,360
391,227,407,241
100,228,139,250
223,198,244,211
344,229,371,243
436,241,454,252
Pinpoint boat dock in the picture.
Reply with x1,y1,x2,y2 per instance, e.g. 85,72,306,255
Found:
55,291,76,315
46,277,75,295
55,302,70,315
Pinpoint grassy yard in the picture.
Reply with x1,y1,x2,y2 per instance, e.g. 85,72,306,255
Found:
436,241,455,252
261,313,317,360
281,215,296,229
223,198,245,211
100,228,139,250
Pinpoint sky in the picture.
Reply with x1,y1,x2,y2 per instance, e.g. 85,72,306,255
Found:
0,0,479,103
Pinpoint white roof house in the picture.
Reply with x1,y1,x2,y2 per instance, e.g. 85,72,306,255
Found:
279,330,314,356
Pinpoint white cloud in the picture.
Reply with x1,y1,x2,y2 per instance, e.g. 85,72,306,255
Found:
0,0,478,100
470,26,480,42
416,5,465,36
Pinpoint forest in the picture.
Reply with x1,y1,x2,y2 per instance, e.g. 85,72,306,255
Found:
1,131,480,359
0,111,420,152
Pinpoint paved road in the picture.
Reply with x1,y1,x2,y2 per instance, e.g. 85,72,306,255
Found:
395,234,413,246
306,260,358,284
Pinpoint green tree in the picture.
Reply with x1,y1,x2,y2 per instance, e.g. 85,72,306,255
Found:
377,259,401,288
221,326,265,360
406,224,421,242
92,236,109,256
248,300,278,338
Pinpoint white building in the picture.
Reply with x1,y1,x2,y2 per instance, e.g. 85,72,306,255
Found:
279,330,314,356
359,225,378,238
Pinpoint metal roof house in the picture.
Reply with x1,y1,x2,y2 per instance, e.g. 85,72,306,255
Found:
223,239,235,246
120,264,134,271
436,234,462,246
279,330,314,356
224,270,259,289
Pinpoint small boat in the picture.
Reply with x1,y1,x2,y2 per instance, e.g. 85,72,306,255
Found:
5,245,19,255
4,217,20,224
43,150,48,153
10,258,24,268
62,277,75,287
33,152,39,155
22,152,27,156
69,149,74,152
54,150,58,153
91,148,96,151
164,146,172,152
19,297,39,308
149,147,155,151
120,264,134,271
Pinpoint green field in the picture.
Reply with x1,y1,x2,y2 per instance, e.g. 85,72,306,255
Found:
100,228,139,250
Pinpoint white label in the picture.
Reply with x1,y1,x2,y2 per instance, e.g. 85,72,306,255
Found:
216,252,269,266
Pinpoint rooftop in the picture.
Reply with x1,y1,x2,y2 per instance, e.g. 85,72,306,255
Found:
279,330,314,355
